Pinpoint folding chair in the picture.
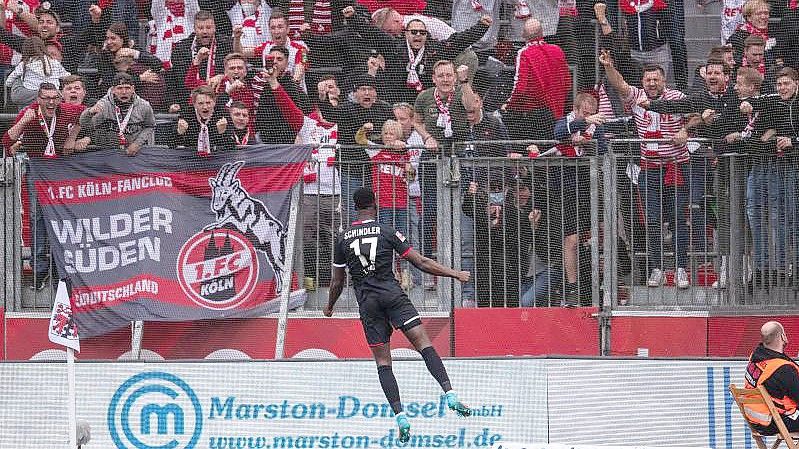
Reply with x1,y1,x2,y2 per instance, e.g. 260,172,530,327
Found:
729,383,799,449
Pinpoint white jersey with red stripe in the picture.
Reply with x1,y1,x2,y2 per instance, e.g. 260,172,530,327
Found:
721,0,745,43
148,0,198,69
625,85,688,166
227,3,272,48
299,116,340,195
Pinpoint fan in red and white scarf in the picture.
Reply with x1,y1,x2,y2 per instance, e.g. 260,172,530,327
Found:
741,35,767,75
2,89,84,158
268,68,341,195
185,53,256,130
149,0,198,70
227,100,256,146
240,13,309,91
728,0,775,61
227,0,272,48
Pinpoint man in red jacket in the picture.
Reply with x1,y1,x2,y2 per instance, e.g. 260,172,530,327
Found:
3,83,84,291
503,17,571,141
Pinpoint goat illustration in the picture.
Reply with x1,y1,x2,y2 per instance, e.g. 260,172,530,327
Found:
205,161,288,293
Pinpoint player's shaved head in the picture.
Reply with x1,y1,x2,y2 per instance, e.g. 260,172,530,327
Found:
761,321,786,347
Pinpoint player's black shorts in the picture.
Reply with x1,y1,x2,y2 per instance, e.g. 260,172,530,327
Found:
355,283,421,346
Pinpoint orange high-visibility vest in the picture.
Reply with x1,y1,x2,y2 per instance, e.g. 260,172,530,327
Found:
744,358,799,426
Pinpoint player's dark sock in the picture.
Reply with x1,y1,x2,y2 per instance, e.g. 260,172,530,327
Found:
420,346,452,392
377,365,403,414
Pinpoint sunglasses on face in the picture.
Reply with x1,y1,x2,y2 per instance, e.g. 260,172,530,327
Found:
406,29,428,36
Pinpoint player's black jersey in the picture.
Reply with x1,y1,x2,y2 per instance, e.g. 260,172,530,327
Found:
334,219,412,286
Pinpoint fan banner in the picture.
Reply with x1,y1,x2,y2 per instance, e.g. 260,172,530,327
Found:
27,145,312,338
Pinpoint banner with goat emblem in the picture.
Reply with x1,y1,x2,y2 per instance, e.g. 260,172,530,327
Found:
27,145,312,337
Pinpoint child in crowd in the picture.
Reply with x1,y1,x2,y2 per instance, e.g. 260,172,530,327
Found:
5,36,70,107
227,100,256,146
356,119,413,288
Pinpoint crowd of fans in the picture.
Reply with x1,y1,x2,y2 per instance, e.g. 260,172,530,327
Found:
1,0,799,307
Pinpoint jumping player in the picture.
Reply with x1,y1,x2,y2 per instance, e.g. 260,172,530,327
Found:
324,188,472,442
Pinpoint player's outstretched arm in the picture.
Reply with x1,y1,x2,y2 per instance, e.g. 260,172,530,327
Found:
404,250,470,283
324,266,347,317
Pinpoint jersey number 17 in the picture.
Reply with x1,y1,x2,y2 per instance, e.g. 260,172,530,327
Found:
350,237,378,271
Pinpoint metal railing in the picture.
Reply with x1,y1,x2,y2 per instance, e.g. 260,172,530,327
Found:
3,140,799,316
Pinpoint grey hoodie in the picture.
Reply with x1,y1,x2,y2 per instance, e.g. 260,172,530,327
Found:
79,90,156,150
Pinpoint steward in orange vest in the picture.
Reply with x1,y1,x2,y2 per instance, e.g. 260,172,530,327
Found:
744,326,799,435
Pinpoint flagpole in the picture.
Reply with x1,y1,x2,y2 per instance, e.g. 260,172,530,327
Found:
50,280,80,449
131,320,144,360
275,183,301,359
67,347,77,449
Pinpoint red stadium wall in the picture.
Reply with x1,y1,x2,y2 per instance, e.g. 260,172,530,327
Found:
610,315,708,356
6,311,799,360
707,315,799,357
610,314,799,357
454,307,600,356
0,306,4,360
2,316,452,360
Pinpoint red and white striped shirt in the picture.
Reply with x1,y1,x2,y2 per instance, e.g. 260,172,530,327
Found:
272,83,340,195
625,85,688,167
596,84,617,120
300,123,340,195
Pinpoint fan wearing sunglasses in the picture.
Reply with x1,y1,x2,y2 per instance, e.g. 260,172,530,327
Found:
342,5,491,105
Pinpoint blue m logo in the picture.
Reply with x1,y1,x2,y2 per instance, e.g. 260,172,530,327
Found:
108,372,202,449
141,402,185,435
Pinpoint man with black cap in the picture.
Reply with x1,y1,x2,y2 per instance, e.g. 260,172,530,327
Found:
336,74,393,221
325,187,472,443
80,73,156,155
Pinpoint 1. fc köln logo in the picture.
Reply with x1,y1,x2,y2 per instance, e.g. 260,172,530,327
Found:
176,161,288,310
176,229,259,310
